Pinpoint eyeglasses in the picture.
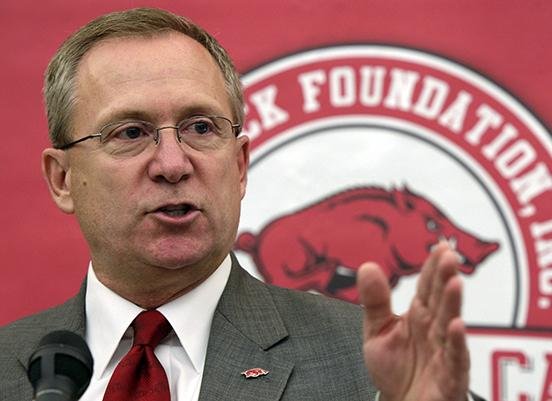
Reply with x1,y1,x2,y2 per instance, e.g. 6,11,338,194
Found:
57,115,241,157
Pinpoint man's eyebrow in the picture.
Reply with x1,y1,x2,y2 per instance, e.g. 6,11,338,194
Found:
96,110,153,128
177,104,228,119
96,104,229,128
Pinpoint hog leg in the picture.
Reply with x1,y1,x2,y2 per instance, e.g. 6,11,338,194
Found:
259,238,339,292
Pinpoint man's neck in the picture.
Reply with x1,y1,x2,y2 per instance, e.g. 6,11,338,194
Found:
90,254,227,309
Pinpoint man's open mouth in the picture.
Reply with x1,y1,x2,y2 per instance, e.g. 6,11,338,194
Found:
156,204,195,217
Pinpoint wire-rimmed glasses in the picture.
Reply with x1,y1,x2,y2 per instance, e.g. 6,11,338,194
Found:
57,115,241,157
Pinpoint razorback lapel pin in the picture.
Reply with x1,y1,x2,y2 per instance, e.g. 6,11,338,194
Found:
241,368,269,379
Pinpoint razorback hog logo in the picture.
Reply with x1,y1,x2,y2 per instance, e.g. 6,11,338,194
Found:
236,186,499,303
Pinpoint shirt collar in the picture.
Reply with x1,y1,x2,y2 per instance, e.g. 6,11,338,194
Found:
85,255,231,378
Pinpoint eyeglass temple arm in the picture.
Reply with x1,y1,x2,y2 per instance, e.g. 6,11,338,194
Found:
56,134,102,150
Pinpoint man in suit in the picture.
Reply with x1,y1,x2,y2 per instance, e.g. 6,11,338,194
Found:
0,8,481,401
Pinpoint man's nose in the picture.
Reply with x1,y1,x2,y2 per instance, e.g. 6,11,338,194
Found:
146,128,193,184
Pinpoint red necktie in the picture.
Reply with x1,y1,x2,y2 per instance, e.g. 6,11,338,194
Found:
103,310,172,401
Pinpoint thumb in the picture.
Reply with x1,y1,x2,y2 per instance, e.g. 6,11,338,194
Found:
357,262,394,338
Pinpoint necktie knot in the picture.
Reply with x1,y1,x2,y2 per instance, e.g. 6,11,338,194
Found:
132,310,171,347
103,310,172,401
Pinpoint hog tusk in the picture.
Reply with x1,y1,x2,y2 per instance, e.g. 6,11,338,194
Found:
448,236,458,249
336,265,357,277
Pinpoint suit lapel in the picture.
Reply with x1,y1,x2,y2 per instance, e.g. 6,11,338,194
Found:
199,254,293,401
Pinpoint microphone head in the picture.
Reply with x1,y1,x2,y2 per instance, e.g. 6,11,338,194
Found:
28,330,93,399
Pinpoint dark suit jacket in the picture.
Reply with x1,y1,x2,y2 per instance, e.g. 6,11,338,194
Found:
0,255,378,400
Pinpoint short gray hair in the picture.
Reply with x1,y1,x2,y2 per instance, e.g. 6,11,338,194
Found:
44,7,244,147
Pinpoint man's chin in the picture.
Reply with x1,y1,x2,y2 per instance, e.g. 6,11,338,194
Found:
145,247,223,272
148,254,206,271
138,236,230,273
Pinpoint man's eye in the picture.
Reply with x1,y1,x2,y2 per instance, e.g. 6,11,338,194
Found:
115,125,148,140
187,120,215,135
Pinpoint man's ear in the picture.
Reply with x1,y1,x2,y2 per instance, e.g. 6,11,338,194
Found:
42,148,75,213
236,135,250,199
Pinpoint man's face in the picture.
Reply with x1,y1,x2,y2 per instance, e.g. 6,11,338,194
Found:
47,32,249,283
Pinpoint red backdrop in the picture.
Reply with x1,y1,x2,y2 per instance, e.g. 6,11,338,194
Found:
1,1,551,398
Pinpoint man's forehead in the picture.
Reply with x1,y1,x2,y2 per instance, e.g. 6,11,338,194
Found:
75,31,225,97
78,31,218,75
72,31,231,127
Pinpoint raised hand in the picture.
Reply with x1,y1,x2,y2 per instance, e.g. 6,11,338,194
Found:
358,241,470,401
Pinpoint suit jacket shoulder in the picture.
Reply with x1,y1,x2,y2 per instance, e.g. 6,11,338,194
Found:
0,283,86,401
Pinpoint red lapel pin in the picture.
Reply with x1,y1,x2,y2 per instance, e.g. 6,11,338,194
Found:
241,367,270,378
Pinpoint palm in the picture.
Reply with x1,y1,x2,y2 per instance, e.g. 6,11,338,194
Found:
358,242,469,401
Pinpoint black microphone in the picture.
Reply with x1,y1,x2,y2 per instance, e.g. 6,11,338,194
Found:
27,330,93,401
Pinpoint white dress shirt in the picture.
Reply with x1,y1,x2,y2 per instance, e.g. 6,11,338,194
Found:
80,255,231,401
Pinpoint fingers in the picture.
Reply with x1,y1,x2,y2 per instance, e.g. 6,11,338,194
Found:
416,241,449,306
434,274,463,345
440,315,471,398
357,262,394,339
416,242,461,312
417,246,470,395
424,247,469,378
415,241,465,347
445,317,470,374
